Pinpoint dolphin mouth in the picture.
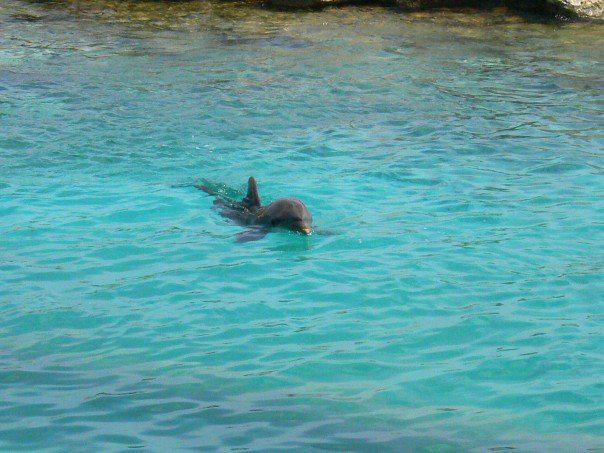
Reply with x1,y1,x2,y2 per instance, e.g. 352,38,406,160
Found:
300,227,312,235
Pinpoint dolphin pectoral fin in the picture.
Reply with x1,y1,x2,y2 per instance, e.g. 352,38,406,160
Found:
235,227,269,243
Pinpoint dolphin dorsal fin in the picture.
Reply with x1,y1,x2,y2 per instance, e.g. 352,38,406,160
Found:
243,176,261,208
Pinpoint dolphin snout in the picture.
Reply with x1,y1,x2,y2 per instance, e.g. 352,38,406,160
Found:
300,226,312,235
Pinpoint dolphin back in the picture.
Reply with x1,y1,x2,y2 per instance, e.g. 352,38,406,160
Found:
195,179,242,205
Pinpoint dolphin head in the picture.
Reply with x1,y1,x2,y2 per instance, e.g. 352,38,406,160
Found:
261,198,313,235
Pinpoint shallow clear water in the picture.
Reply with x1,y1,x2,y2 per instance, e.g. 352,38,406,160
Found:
1,1,603,450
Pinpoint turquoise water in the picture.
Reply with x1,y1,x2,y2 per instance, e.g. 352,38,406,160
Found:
1,1,603,450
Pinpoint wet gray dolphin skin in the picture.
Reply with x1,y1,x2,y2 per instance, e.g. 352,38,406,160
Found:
198,177,313,242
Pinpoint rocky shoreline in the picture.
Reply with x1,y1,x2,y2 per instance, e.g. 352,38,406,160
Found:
260,0,603,19
5,0,604,21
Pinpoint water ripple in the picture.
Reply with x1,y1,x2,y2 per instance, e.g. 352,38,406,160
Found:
1,1,603,451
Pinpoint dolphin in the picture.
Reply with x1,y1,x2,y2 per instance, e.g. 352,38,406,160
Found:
197,177,313,243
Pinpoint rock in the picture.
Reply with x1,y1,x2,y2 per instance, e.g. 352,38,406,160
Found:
553,0,603,18
511,0,603,19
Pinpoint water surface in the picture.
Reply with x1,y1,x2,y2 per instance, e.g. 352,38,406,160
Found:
1,1,603,450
